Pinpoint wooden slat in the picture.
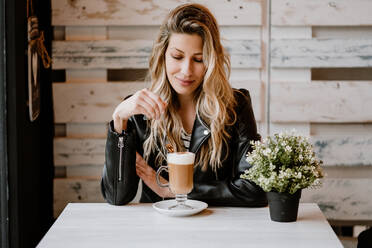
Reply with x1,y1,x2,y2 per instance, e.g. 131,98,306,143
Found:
52,40,261,69
230,68,261,81
271,81,372,123
301,178,372,224
53,40,152,57
66,123,107,138
54,137,105,166
312,136,372,166
54,137,105,154
271,39,372,68
53,56,147,70
311,123,372,136
55,153,104,167
53,82,149,123
270,123,310,136
52,0,262,26
66,165,104,178
272,0,372,26
220,26,261,40
271,68,311,82
313,27,372,39
65,26,106,41
272,27,312,39
54,178,104,218
323,166,372,179
65,69,107,83
53,80,261,123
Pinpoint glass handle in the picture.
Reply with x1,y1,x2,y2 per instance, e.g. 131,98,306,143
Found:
156,165,169,188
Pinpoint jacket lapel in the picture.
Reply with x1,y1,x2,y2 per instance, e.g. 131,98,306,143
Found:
189,114,211,154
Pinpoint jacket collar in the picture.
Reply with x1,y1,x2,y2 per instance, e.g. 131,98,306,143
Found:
189,114,211,154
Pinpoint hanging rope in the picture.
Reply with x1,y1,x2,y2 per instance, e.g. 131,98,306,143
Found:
27,0,52,69
27,0,33,18
29,30,52,68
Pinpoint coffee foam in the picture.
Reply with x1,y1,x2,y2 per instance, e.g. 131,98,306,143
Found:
167,152,195,165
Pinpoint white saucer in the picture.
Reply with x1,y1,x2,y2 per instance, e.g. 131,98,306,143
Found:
153,199,208,217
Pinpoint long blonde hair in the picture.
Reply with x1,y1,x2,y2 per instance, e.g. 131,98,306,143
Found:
143,3,237,172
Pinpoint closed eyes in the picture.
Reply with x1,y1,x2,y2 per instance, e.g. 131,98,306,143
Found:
171,55,203,63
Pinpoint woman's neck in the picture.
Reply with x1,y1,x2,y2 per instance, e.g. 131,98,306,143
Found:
177,94,196,134
177,93,194,108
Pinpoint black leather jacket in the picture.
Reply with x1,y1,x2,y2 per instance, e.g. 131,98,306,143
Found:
101,88,267,207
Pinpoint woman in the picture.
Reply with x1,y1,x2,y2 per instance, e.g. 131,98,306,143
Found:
101,3,267,207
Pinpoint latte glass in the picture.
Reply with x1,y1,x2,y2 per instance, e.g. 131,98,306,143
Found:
156,152,195,210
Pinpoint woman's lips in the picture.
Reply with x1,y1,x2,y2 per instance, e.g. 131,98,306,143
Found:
176,78,194,86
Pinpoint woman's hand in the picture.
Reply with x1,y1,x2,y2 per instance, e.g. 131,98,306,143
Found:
112,89,167,133
135,152,174,198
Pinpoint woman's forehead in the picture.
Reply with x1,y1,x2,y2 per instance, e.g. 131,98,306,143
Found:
168,33,203,54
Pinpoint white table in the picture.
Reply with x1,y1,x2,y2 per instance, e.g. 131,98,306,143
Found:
37,203,343,248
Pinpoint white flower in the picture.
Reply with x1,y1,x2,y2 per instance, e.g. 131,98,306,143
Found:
263,148,272,157
285,145,292,152
246,156,254,163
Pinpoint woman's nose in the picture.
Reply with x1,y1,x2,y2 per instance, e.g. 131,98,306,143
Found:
180,60,192,76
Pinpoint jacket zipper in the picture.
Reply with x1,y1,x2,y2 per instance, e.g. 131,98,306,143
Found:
118,136,124,182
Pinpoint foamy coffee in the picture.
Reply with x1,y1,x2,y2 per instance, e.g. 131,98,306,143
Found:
167,152,195,195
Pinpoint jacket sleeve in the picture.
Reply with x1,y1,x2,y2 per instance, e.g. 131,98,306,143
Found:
188,89,267,207
100,119,140,205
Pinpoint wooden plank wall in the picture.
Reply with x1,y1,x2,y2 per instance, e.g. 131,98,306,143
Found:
51,0,372,227
51,0,263,217
270,0,372,226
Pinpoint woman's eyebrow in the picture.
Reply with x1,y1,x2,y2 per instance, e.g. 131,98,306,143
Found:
170,47,202,55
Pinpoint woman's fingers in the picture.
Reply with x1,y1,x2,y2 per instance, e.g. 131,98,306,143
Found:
143,89,167,118
137,89,166,119
137,103,156,120
141,90,162,119
112,88,167,124
136,152,145,164
136,152,150,175
135,97,155,119
135,159,145,177
136,167,144,178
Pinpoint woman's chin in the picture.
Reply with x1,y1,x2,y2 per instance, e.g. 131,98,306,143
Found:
173,87,195,97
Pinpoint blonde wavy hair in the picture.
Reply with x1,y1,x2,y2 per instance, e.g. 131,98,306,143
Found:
143,3,237,173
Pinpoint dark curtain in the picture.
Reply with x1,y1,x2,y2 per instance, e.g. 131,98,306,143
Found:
5,0,54,247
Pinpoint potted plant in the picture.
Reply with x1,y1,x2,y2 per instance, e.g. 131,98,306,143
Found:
241,130,324,222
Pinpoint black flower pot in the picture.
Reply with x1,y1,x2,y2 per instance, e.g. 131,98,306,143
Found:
266,190,302,222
